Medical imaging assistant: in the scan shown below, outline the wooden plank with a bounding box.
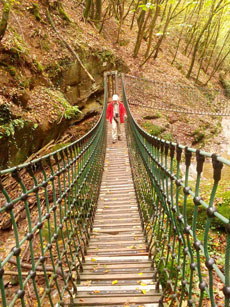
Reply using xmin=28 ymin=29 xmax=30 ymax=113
xmin=82 ymin=267 xmax=153 ymax=274
xmin=93 ymin=222 xmax=140 ymax=227
xmin=96 ymin=207 xmax=138 ymax=212
xmin=80 ymin=272 xmax=154 ymax=280
xmin=89 ymin=240 xmax=145 ymax=247
xmin=95 ymin=213 xmax=139 ymax=217
xmin=81 ymin=279 xmax=156 ymax=286
xmin=87 ymin=246 xmax=147 ymax=253
xmin=94 ymin=216 xmax=140 ymax=221
xmin=73 ymin=295 xmax=161 ymax=305
xmin=85 ymin=255 xmax=150 ymax=262
xmin=93 ymin=222 xmax=140 ymax=228
xmin=92 ymin=228 xmax=142 ymax=234
xmin=77 ymin=289 xmax=158 ymax=297
xmin=101 ymin=184 xmax=133 ymax=188
xmin=87 ymin=251 xmax=148 ymax=257
xmin=82 ymin=263 xmax=152 ymax=269
xmin=90 ymin=234 xmax=144 ymax=241
xmin=95 ymin=209 xmax=139 ymax=214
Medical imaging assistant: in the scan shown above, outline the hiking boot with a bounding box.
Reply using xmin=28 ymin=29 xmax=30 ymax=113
xmin=112 ymin=140 xmax=116 ymax=144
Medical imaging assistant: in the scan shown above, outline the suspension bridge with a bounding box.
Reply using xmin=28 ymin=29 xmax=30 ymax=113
xmin=0 ymin=72 xmax=230 ymax=306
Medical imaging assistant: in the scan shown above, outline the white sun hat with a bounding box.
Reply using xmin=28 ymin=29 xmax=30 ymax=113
xmin=112 ymin=94 xmax=119 ymax=101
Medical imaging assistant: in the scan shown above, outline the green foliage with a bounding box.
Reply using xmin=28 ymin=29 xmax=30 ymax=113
xmin=9 ymin=27 xmax=29 ymax=56
xmin=143 ymin=121 xmax=167 ymax=137
xmin=45 ymin=89 xmax=81 ymax=120
xmin=30 ymin=3 xmax=44 ymax=23
xmin=0 ymin=62 xmax=17 ymax=77
xmin=138 ymin=3 xmax=154 ymax=11
xmin=0 ymin=118 xmax=25 ymax=139
xmin=162 ymin=132 xmax=174 ymax=141
xmin=186 ymin=190 xmax=230 ymax=231
xmin=58 ymin=2 xmax=71 ymax=22
xmin=210 ymin=120 xmax=222 ymax=136
xmin=96 ymin=49 xmax=115 ymax=65
xmin=219 ymin=73 xmax=230 ymax=98
xmin=143 ymin=112 xmax=161 ymax=120
xmin=40 ymin=35 xmax=50 ymax=52
xmin=51 ymin=142 xmax=71 ymax=152
xmin=150 ymin=125 xmax=165 ymax=137
xmin=191 ymin=129 xmax=205 ymax=145
xmin=63 ymin=105 xmax=80 ymax=120
xmin=33 ymin=59 xmax=44 ymax=72
xmin=45 ymin=61 xmax=62 ymax=81
xmin=118 ymin=39 xmax=130 ymax=47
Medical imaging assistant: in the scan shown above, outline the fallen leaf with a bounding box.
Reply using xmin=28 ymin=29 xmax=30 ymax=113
xmin=81 ymin=281 xmax=91 ymax=286
xmin=93 ymin=290 xmax=100 ymax=294
xmin=140 ymin=282 xmax=147 ymax=286
xmin=91 ymin=258 xmax=97 ymax=262
xmin=141 ymin=289 xmax=146 ymax=295
xmin=72 ymin=272 xmax=76 ymax=279
xmin=112 ymin=280 xmax=118 ymax=285
xmin=138 ymin=272 xmax=143 ymax=276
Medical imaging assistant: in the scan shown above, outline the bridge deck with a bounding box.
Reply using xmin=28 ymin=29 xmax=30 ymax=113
xmin=74 ymin=123 xmax=161 ymax=306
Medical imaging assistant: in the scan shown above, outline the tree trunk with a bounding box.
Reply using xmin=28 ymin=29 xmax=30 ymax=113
xmin=186 ymin=0 xmax=221 ymax=79
xmin=171 ymin=3 xmax=190 ymax=64
xmin=204 ymin=19 xmax=221 ymax=73
xmin=0 ymin=0 xmax=11 ymax=41
xmin=90 ymin=0 xmax=95 ymax=20
xmin=195 ymin=24 xmax=212 ymax=83
xmin=145 ymin=2 xmax=160 ymax=58
xmin=84 ymin=0 xmax=92 ymax=19
xmin=133 ymin=9 xmax=147 ymax=57
xmin=205 ymin=49 xmax=230 ymax=85
xmin=130 ymin=0 xmax=141 ymax=30
xmin=184 ymin=1 xmax=202 ymax=55
xmin=95 ymin=0 xmax=102 ymax=24
xmin=153 ymin=4 xmax=172 ymax=59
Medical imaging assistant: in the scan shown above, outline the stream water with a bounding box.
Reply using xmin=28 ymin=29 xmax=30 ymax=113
xmin=181 ymin=116 xmax=230 ymax=182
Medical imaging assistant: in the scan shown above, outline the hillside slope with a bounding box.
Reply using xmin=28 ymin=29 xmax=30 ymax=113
xmin=0 ymin=0 xmax=127 ymax=169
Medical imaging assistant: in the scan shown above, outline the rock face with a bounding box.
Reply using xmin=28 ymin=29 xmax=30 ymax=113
xmin=0 ymin=47 xmax=127 ymax=170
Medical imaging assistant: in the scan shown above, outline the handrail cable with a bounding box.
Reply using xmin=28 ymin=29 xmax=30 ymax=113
xmin=125 ymin=73 xmax=230 ymax=117
xmin=122 ymin=73 xmax=230 ymax=307
xmin=0 ymin=73 xmax=108 ymax=306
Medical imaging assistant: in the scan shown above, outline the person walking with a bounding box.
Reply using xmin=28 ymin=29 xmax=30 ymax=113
xmin=106 ymin=94 xmax=127 ymax=144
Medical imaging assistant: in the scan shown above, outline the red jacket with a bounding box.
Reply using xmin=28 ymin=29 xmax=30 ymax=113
xmin=106 ymin=101 xmax=126 ymax=124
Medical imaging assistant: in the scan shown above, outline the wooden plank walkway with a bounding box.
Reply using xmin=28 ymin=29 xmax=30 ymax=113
xmin=73 ymin=123 xmax=161 ymax=306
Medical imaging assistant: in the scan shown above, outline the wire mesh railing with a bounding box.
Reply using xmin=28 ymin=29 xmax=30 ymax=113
xmin=0 ymin=75 xmax=108 ymax=307
xmin=122 ymin=74 xmax=230 ymax=307
xmin=125 ymin=74 xmax=230 ymax=117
